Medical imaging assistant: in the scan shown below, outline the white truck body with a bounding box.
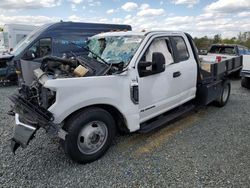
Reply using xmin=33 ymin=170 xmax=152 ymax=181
xmin=0 ymin=24 xmax=37 ymax=52
xmin=10 ymin=31 xmax=232 ymax=163
xmin=44 ymin=31 xmax=197 ymax=130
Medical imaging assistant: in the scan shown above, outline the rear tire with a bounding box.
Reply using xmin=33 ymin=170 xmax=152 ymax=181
xmin=62 ymin=107 xmax=116 ymax=164
xmin=241 ymin=77 xmax=250 ymax=89
xmin=214 ymin=81 xmax=231 ymax=107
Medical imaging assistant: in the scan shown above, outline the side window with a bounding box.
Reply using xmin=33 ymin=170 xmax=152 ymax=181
xmin=138 ymin=37 xmax=174 ymax=77
xmin=142 ymin=37 xmax=174 ymax=65
xmin=171 ymin=36 xmax=189 ymax=63
xmin=53 ymin=34 xmax=88 ymax=56
xmin=27 ymin=38 xmax=52 ymax=59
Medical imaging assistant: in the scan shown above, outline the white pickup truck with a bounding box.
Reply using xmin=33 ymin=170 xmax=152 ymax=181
xmin=10 ymin=31 xmax=233 ymax=164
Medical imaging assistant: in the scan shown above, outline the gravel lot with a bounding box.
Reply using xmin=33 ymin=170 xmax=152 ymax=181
xmin=0 ymin=80 xmax=250 ymax=187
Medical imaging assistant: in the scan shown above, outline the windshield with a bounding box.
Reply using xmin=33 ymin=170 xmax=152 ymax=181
xmin=12 ymin=24 xmax=52 ymax=56
xmin=87 ymin=35 xmax=144 ymax=66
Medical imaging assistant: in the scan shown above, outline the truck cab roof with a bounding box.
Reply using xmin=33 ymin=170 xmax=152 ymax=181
xmin=92 ymin=30 xmax=185 ymax=38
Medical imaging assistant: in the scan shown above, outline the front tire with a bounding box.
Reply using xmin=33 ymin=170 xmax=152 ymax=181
xmin=62 ymin=107 xmax=116 ymax=164
xmin=214 ymin=81 xmax=231 ymax=107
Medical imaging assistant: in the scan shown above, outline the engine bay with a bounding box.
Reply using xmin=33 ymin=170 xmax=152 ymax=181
xmin=35 ymin=55 xmax=122 ymax=83
xmin=12 ymin=54 xmax=125 ymax=114
xmin=19 ymin=53 xmax=126 ymax=86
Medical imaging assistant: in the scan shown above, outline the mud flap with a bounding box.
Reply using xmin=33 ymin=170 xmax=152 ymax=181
xmin=11 ymin=114 xmax=38 ymax=154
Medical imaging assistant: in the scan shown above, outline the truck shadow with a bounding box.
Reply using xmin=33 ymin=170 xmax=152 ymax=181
xmin=114 ymin=107 xmax=208 ymax=159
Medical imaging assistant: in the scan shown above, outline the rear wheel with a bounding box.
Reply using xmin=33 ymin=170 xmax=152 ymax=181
xmin=62 ymin=107 xmax=116 ymax=164
xmin=214 ymin=81 xmax=231 ymax=107
xmin=241 ymin=77 xmax=250 ymax=89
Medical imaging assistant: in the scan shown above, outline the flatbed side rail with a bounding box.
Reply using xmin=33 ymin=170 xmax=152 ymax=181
xmin=201 ymin=56 xmax=242 ymax=83
xmin=225 ymin=55 xmax=243 ymax=75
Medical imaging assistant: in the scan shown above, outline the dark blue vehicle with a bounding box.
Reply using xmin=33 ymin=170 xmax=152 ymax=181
xmin=0 ymin=22 xmax=132 ymax=83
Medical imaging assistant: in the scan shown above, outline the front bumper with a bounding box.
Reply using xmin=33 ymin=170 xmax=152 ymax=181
xmin=9 ymin=91 xmax=67 ymax=154
xmin=11 ymin=114 xmax=38 ymax=153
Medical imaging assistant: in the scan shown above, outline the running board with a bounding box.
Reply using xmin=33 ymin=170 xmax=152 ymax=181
xmin=139 ymin=104 xmax=195 ymax=133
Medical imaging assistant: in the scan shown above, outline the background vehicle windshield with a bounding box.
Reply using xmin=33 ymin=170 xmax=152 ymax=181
xmin=88 ymin=35 xmax=144 ymax=66
xmin=12 ymin=24 xmax=52 ymax=56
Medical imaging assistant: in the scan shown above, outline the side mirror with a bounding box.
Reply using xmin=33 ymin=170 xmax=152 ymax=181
xmin=23 ymin=50 xmax=36 ymax=60
xmin=138 ymin=61 xmax=152 ymax=77
xmin=152 ymin=52 xmax=165 ymax=74
xmin=138 ymin=52 xmax=166 ymax=77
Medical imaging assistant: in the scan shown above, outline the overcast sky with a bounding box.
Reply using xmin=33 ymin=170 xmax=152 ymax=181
xmin=0 ymin=0 xmax=249 ymax=38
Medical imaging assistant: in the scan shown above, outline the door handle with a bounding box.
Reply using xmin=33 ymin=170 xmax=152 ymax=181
xmin=173 ymin=71 xmax=181 ymax=78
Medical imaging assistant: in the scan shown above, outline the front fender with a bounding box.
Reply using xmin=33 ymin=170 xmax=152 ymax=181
xmin=44 ymin=75 xmax=139 ymax=132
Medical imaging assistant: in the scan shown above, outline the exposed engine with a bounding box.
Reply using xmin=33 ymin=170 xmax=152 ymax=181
xmin=37 ymin=55 xmax=110 ymax=81
xmin=15 ymin=55 xmax=124 ymax=112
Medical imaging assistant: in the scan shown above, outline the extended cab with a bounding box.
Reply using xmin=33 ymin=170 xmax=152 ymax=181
xmin=10 ymin=31 xmax=233 ymax=164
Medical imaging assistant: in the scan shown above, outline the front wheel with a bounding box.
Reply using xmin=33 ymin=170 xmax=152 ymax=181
xmin=214 ymin=81 xmax=231 ymax=107
xmin=62 ymin=107 xmax=116 ymax=164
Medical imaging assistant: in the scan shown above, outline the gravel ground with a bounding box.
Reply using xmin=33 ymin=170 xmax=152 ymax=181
xmin=0 ymin=80 xmax=250 ymax=187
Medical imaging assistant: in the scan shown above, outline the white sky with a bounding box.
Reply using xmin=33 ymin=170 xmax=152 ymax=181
xmin=0 ymin=0 xmax=250 ymax=38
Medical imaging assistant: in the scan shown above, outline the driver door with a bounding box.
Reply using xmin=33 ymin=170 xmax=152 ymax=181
xmin=137 ymin=36 xmax=195 ymax=123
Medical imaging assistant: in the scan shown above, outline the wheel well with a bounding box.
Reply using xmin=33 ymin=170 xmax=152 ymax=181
xmin=63 ymin=104 xmax=129 ymax=133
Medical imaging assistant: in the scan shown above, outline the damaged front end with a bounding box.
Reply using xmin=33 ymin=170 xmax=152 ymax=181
xmin=9 ymin=54 xmax=112 ymax=153
xmin=9 ymin=85 xmax=57 ymax=153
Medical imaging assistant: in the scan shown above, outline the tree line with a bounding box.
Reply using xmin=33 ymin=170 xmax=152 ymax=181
xmin=194 ymin=32 xmax=250 ymax=50
xmin=0 ymin=26 xmax=249 ymax=50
